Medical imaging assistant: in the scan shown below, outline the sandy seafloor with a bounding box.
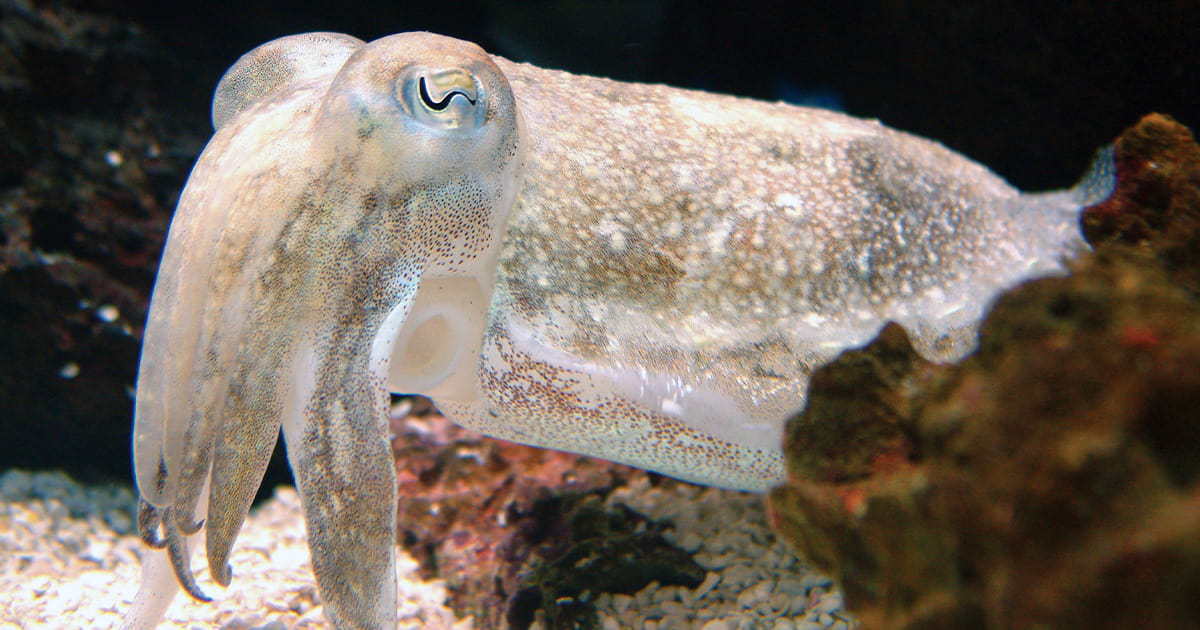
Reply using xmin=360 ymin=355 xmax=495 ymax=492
xmin=0 ymin=469 xmax=853 ymax=629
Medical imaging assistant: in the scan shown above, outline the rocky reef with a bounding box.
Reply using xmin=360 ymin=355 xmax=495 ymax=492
xmin=768 ymin=114 xmax=1200 ymax=629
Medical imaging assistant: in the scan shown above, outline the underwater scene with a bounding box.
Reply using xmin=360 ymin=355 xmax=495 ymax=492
xmin=1 ymin=1 xmax=1198 ymax=628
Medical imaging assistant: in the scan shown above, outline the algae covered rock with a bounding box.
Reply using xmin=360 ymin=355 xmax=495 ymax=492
xmin=767 ymin=114 xmax=1200 ymax=629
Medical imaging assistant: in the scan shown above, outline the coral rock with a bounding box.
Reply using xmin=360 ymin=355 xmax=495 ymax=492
xmin=768 ymin=114 xmax=1200 ymax=629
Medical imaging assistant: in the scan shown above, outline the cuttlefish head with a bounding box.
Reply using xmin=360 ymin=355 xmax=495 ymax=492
xmin=129 ymin=32 xmax=521 ymax=627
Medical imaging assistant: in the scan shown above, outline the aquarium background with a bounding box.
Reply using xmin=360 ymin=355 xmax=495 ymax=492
xmin=1 ymin=0 xmax=1196 ymax=494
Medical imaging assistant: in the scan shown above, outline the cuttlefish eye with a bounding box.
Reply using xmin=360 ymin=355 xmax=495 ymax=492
xmin=396 ymin=67 xmax=483 ymax=130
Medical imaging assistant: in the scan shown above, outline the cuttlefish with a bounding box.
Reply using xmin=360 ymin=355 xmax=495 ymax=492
xmin=123 ymin=31 xmax=1113 ymax=629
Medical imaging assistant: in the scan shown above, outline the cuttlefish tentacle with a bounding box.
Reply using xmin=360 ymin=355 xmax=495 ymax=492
xmin=164 ymin=514 xmax=211 ymax=602
xmin=129 ymin=33 xmax=367 ymax=610
xmin=131 ymin=32 xmax=368 ymax=512
xmin=132 ymin=32 xmax=365 ymax=520
xmin=136 ymin=499 xmax=165 ymax=548
xmin=280 ymin=277 xmax=419 ymax=628
xmin=125 ymin=31 xmax=522 ymax=629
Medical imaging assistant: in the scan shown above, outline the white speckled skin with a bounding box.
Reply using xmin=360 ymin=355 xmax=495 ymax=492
xmin=124 ymin=31 xmax=1113 ymax=629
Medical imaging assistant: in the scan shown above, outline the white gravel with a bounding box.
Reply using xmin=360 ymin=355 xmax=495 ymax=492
xmin=0 ymin=469 xmax=853 ymax=629
xmin=0 ymin=470 xmax=463 ymax=629
xmin=586 ymin=476 xmax=854 ymax=630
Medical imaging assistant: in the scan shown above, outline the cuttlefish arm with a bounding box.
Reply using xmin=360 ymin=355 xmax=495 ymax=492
xmin=126 ymin=32 xmax=521 ymax=629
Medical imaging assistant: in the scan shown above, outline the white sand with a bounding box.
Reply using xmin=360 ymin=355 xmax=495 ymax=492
xmin=0 ymin=469 xmax=852 ymax=629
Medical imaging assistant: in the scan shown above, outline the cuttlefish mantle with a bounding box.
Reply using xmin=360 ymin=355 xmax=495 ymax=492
xmin=123 ymin=31 xmax=1115 ymax=629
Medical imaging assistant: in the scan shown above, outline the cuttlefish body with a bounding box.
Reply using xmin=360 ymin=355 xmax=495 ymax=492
xmin=124 ymin=32 xmax=1113 ymax=629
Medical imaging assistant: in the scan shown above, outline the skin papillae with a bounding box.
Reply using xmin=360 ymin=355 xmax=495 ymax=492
xmin=122 ymin=31 xmax=1114 ymax=630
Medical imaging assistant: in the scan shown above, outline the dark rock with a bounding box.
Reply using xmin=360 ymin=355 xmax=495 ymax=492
xmin=1084 ymin=113 xmax=1200 ymax=294
xmin=508 ymin=499 xmax=704 ymax=629
xmin=767 ymin=114 xmax=1200 ymax=629
xmin=0 ymin=0 xmax=202 ymax=482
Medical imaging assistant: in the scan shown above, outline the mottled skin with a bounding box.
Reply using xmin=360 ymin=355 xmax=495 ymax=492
xmin=124 ymin=32 xmax=1112 ymax=629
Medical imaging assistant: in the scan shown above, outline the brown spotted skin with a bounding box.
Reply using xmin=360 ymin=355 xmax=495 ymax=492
xmin=445 ymin=59 xmax=1111 ymax=492
xmin=125 ymin=31 xmax=1112 ymax=630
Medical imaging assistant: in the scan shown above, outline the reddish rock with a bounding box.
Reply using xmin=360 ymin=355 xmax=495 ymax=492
xmin=1084 ymin=113 xmax=1200 ymax=292
xmin=767 ymin=114 xmax=1200 ymax=629
xmin=389 ymin=403 xmax=703 ymax=628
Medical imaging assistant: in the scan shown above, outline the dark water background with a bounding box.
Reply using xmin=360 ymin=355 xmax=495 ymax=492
xmin=97 ymin=0 xmax=1199 ymax=188
xmin=1 ymin=0 xmax=1196 ymax=494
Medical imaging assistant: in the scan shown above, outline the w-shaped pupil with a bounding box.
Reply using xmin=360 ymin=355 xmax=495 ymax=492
xmin=419 ymin=77 xmax=476 ymax=111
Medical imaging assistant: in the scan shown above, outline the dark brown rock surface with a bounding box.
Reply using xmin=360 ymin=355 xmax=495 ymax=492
xmin=768 ymin=114 xmax=1200 ymax=629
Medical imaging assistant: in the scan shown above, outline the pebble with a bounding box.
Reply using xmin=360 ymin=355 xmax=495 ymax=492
xmin=0 ymin=469 xmax=856 ymax=629
xmin=692 ymin=572 xmax=722 ymax=600
xmin=0 ymin=469 xmax=465 ymax=629
xmin=97 ymin=304 xmax=120 ymax=323
xmin=593 ymin=477 xmax=855 ymax=628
